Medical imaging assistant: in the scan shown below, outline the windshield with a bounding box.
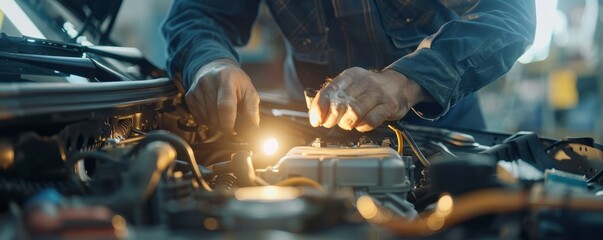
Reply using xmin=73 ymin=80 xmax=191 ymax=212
xmin=0 ymin=0 xmax=83 ymax=41
xmin=0 ymin=1 xmax=89 ymax=83
xmin=0 ymin=7 xmax=22 ymax=37
xmin=0 ymin=0 xmax=160 ymax=83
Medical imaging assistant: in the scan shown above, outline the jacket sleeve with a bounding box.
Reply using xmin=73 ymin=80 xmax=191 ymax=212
xmin=385 ymin=0 xmax=536 ymax=120
xmin=161 ymin=0 xmax=261 ymax=90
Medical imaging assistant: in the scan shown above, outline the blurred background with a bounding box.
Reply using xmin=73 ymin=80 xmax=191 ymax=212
xmin=111 ymin=0 xmax=602 ymax=142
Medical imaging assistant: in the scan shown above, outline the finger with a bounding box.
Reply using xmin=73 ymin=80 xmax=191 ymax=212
xmin=337 ymin=105 xmax=358 ymax=130
xmin=337 ymin=92 xmax=380 ymax=130
xmin=355 ymin=104 xmax=391 ymax=132
xmin=216 ymin=82 xmax=237 ymax=135
xmin=309 ymin=84 xmax=333 ymax=127
xmin=308 ymin=70 xmax=355 ymax=127
xmin=203 ymin=85 xmax=220 ymax=130
xmin=185 ymin=91 xmax=207 ymax=126
xmin=186 ymin=77 xmax=219 ymax=129
xmin=194 ymin=77 xmax=220 ymax=129
xmin=241 ymin=87 xmax=260 ymax=127
xmin=321 ymin=100 xmax=346 ymax=128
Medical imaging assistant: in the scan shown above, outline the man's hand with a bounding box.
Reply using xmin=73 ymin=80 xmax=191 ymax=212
xmin=308 ymin=67 xmax=433 ymax=132
xmin=185 ymin=59 xmax=260 ymax=135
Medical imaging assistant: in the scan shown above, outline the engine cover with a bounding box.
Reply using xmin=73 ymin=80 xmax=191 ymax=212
xmin=275 ymin=144 xmax=412 ymax=193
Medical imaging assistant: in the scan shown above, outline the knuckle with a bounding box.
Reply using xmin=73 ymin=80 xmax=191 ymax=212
xmin=339 ymin=115 xmax=357 ymax=130
xmin=217 ymin=98 xmax=236 ymax=108
xmin=326 ymin=83 xmax=339 ymax=92
xmin=341 ymin=67 xmax=361 ymax=77
xmin=202 ymin=68 xmax=223 ymax=81
xmin=340 ymin=68 xmax=352 ymax=75
xmin=345 ymin=82 xmax=361 ymax=92
xmin=217 ymin=71 xmax=232 ymax=82
xmin=364 ymin=114 xmax=382 ymax=127
xmin=218 ymin=68 xmax=243 ymax=82
xmin=347 ymin=104 xmax=362 ymax=117
xmin=321 ymin=84 xmax=338 ymax=97
xmin=349 ymin=67 xmax=363 ymax=73
xmin=216 ymin=70 xmax=230 ymax=82
xmin=345 ymin=110 xmax=359 ymax=123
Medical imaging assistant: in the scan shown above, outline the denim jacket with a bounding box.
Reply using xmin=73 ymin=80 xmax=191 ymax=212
xmin=162 ymin=0 xmax=535 ymax=123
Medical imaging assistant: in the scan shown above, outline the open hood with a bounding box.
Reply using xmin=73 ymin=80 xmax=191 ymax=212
xmin=56 ymin=0 xmax=123 ymax=44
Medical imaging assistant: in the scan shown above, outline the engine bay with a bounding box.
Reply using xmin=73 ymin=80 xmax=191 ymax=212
xmin=1 ymin=3 xmax=603 ymax=237
xmin=2 ymin=102 xmax=603 ymax=239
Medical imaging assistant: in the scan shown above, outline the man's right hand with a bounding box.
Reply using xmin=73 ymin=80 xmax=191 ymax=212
xmin=185 ymin=59 xmax=260 ymax=135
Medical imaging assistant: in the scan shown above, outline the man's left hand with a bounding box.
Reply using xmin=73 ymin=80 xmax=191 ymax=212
xmin=308 ymin=67 xmax=433 ymax=132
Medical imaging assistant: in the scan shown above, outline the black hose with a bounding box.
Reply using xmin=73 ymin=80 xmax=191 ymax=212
xmin=65 ymin=151 xmax=120 ymax=193
xmin=125 ymin=130 xmax=212 ymax=191
xmin=81 ymin=141 xmax=177 ymax=213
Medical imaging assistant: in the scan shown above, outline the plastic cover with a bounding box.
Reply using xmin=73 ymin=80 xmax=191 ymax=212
xmin=276 ymin=145 xmax=410 ymax=191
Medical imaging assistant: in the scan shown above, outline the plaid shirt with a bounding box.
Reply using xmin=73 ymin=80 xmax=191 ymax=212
xmin=162 ymin=0 xmax=535 ymax=125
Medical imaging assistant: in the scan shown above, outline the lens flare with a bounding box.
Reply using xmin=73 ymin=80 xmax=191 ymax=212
xmin=262 ymin=138 xmax=278 ymax=155
xmin=436 ymin=194 xmax=453 ymax=216
xmin=357 ymin=195 xmax=379 ymax=220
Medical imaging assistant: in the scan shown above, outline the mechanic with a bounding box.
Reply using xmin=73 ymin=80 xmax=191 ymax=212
xmin=162 ymin=0 xmax=535 ymax=135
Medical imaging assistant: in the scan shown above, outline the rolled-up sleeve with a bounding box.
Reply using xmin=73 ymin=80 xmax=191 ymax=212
xmin=386 ymin=0 xmax=536 ymax=120
xmin=161 ymin=0 xmax=261 ymax=90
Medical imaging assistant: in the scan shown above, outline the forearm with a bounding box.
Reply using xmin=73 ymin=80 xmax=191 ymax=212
xmin=161 ymin=0 xmax=260 ymax=90
xmin=386 ymin=0 xmax=536 ymax=120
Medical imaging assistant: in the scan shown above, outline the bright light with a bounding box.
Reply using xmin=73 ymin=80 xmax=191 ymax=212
xmin=234 ymin=186 xmax=300 ymax=201
xmin=262 ymin=138 xmax=279 ymax=155
xmin=518 ymin=0 xmax=558 ymax=63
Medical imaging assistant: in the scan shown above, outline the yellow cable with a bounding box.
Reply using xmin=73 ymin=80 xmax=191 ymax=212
xmin=388 ymin=125 xmax=403 ymax=155
xmin=275 ymin=177 xmax=325 ymax=192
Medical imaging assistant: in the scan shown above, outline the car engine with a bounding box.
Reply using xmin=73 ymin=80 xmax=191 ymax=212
xmin=2 ymin=99 xmax=603 ymax=239
xmin=2 ymin=1 xmax=603 ymax=238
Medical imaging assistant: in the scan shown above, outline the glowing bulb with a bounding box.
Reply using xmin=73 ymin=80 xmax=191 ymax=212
xmin=262 ymin=138 xmax=278 ymax=155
